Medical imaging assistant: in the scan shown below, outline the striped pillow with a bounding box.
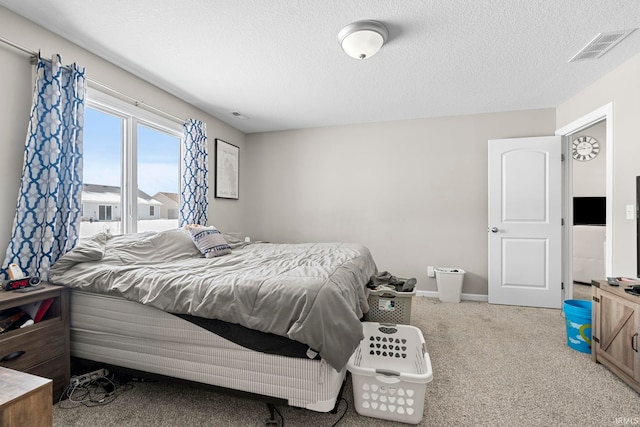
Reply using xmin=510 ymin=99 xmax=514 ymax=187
xmin=185 ymin=225 xmax=232 ymax=258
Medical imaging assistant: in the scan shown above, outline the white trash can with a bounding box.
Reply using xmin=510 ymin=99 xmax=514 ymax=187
xmin=435 ymin=268 xmax=465 ymax=303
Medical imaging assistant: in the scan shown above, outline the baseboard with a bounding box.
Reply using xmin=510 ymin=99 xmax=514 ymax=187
xmin=416 ymin=290 xmax=488 ymax=302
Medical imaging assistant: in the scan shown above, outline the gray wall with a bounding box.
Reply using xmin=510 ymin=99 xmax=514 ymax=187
xmin=245 ymin=110 xmax=556 ymax=295
xmin=557 ymin=52 xmax=640 ymax=277
xmin=0 ymin=7 xmax=246 ymax=257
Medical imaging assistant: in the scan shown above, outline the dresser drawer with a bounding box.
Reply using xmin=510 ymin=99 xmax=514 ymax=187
xmin=0 ymin=322 xmax=65 ymax=371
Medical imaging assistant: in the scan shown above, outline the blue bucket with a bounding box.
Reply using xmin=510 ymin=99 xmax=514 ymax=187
xmin=564 ymin=299 xmax=592 ymax=354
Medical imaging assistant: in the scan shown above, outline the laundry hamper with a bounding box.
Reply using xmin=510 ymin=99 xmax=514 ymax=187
xmin=347 ymin=322 xmax=433 ymax=424
xmin=367 ymin=288 xmax=416 ymax=324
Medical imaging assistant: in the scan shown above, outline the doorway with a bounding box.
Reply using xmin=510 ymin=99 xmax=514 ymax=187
xmin=570 ymin=121 xmax=607 ymax=288
xmin=556 ymin=103 xmax=614 ymax=301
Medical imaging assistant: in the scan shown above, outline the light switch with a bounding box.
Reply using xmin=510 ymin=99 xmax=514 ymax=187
xmin=626 ymin=204 xmax=635 ymax=220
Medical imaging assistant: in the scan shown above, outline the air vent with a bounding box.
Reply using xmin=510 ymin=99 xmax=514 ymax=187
xmin=231 ymin=111 xmax=248 ymax=120
xmin=569 ymin=29 xmax=637 ymax=62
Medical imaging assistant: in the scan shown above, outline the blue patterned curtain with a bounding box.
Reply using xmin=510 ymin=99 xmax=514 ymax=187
xmin=180 ymin=119 xmax=208 ymax=226
xmin=1 ymin=55 xmax=86 ymax=281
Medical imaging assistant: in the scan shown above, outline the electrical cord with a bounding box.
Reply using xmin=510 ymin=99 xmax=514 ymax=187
xmin=273 ymin=405 xmax=284 ymax=427
xmin=330 ymin=397 xmax=349 ymax=427
xmin=57 ymin=374 xmax=133 ymax=409
xmin=266 ymin=396 xmax=347 ymax=427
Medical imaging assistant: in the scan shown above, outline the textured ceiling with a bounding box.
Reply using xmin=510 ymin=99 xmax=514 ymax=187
xmin=1 ymin=1 xmax=639 ymax=133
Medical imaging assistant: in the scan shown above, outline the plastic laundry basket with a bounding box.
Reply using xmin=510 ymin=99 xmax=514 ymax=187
xmin=367 ymin=288 xmax=416 ymax=324
xmin=348 ymin=322 xmax=433 ymax=424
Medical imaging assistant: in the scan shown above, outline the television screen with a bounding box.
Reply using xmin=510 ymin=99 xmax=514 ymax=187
xmin=573 ymin=197 xmax=606 ymax=226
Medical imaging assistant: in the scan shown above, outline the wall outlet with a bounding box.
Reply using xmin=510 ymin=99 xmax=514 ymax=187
xmin=427 ymin=266 xmax=435 ymax=277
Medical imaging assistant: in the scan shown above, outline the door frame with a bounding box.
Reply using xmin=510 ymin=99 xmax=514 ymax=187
xmin=555 ymin=102 xmax=614 ymax=301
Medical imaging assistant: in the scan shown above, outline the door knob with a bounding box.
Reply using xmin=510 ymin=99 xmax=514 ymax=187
xmin=489 ymin=227 xmax=499 ymax=233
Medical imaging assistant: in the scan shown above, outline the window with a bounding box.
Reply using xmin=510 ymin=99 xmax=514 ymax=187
xmin=137 ymin=123 xmax=180 ymax=232
xmin=81 ymin=107 xmax=123 ymax=235
xmin=80 ymin=89 xmax=182 ymax=238
xmin=98 ymin=205 xmax=113 ymax=221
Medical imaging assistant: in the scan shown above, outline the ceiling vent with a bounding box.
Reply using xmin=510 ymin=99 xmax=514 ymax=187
xmin=231 ymin=111 xmax=248 ymax=120
xmin=569 ymin=29 xmax=637 ymax=62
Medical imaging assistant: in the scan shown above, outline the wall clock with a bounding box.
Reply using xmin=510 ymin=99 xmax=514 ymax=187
xmin=572 ymin=136 xmax=599 ymax=161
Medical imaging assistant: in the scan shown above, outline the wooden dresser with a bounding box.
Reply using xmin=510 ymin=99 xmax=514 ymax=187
xmin=0 ymin=366 xmax=52 ymax=427
xmin=591 ymin=279 xmax=640 ymax=393
xmin=0 ymin=283 xmax=70 ymax=402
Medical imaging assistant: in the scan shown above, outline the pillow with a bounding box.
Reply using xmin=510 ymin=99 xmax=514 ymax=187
xmin=185 ymin=224 xmax=232 ymax=258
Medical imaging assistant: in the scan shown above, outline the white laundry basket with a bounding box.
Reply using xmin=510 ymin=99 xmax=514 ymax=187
xmin=435 ymin=268 xmax=465 ymax=303
xmin=347 ymin=322 xmax=433 ymax=424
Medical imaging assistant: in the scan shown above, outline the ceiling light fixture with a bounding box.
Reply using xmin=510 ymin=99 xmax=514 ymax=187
xmin=338 ymin=20 xmax=388 ymax=60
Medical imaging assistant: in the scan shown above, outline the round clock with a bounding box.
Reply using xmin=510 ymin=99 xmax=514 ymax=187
xmin=572 ymin=136 xmax=600 ymax=161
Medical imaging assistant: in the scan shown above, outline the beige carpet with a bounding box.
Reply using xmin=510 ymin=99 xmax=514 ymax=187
xmin=53 ymin=284 xmax=638 ymax=426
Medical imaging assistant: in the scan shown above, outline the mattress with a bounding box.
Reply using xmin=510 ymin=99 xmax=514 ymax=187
xmin=69 ymin=290 xmax=346 ymax=412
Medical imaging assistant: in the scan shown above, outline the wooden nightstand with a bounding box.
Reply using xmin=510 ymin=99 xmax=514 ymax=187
xmin=0 ymin=366 xmax=52 ymax=427
xmin=0 ymin=283 xmax=70 ymax=402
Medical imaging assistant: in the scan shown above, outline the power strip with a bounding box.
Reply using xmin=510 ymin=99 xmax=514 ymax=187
xmin=70 ymin=368 xmax=109 ymax=387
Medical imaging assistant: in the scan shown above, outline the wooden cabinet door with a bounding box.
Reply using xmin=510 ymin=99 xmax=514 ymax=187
xmin=596 ymin=291 xmax=639 ymax=380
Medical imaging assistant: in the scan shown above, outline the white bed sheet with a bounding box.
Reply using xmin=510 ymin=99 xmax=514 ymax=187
xmin=69 ymin=290 xmax=345 ymax=412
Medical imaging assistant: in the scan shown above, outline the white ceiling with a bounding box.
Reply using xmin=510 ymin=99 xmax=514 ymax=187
xmin=2 ymin=1 xmax=640 ymax=134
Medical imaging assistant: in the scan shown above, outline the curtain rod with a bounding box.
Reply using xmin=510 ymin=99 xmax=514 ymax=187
xmin=0 ymin=34 xmax=186 ymax=125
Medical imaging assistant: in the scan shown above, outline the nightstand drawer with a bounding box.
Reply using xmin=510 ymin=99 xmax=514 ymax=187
xmin=0 ymin=322 xmax=65 ymax=371
xmin=27 ymin=354 xmax=69 ymax=402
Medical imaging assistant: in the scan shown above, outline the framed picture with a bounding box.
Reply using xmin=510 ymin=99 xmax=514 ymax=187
xmin=215 ymin=139 xmax=239 ymax=200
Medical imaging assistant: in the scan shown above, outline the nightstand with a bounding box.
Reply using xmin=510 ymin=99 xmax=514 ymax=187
xmin=0 ymin=283 xmax=70 ymax=402
xmin=0 ymin=366 xmax=52 ymax=427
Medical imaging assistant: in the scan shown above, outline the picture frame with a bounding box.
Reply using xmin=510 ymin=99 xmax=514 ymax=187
xmin=215 ymin=139 xmax=239 ymax=200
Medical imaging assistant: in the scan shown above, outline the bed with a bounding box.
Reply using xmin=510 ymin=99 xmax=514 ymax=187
xmin=49 ymin=227 xmax=377 ymax=412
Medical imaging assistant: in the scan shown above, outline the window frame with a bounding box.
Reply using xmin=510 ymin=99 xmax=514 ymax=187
xmin=86 ymin=88 xmax=184 ymax=234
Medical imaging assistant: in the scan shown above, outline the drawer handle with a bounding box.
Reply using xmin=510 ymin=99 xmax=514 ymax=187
xmin=633 ymin=333 xmax=639 ymax=353
xmin=0 ymin=350 xmax=25 ymax=362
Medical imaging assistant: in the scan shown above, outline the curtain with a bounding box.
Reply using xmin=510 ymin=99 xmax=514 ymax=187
xmin=180 ymin=119 xmax=208 ymax=226
xmin=1 ymin=55 xmax=86 ymax=281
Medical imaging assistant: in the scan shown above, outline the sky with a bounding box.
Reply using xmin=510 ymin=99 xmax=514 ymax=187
xmin=83 ymin=107 xmax=180 ymax=196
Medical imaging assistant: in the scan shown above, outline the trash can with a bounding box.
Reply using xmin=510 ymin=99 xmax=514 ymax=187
xmin=563 ymin=299 xmax=592 ymax=354
xmin=435 ymin=268 xmax=465 ymax=303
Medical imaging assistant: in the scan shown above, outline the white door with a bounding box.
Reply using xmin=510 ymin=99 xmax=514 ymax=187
xmin=488 ymin=136 xmax=562 ymax=308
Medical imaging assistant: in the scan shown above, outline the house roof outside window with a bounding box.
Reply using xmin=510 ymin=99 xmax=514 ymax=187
xmin=82 ymin=184 xmax=163 ymax=206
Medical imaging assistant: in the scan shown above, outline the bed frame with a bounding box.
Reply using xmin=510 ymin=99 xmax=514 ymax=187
xmin=68 ymin=290 xmax=347 ymax=416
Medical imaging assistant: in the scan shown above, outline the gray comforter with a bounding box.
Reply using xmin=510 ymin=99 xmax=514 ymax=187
xmin=49 ymin=228 xmax=377 ymax=371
